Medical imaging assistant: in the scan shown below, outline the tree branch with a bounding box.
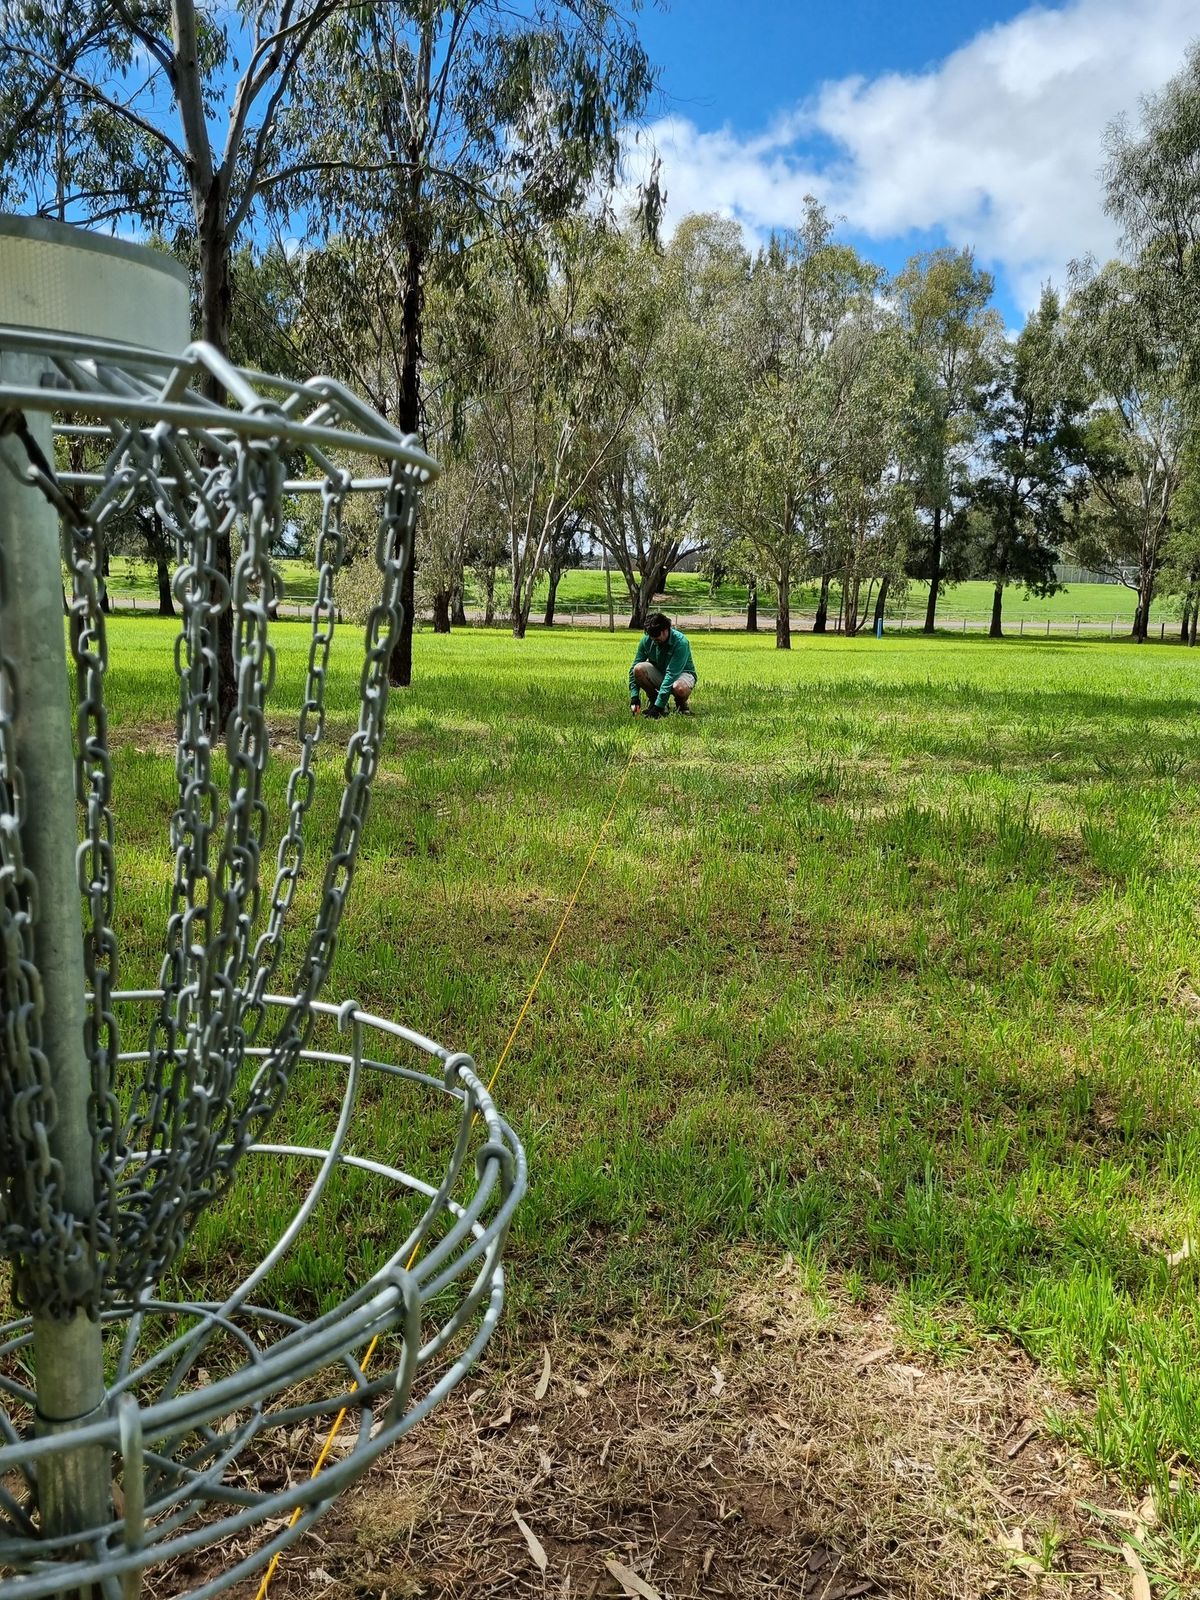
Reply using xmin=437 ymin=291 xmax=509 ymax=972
xmin=3 ymin=44 xmax=188 ymax=168
xmin=109 ymin=0 xmax=176 ymax=79
xmin=170 ymin=0 xmax=213 ymax=193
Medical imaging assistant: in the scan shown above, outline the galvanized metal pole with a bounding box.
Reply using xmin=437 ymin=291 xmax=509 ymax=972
xmin=0 ymin=347 xmax=109 ymax=1570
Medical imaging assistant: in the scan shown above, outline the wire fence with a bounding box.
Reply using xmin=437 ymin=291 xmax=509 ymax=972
xmin=503 ymin=608 xmax=1171 ymax=640
xmin=101 ymin=592 xmax=1189 ymax=641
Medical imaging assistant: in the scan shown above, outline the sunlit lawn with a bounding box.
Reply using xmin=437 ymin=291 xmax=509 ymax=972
xmin=104 ymin=619 xmax=1200 ymax=1571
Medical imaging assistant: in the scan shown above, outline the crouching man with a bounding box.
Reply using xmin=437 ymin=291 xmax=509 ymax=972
xmin=629 ymin=611 xmax=697 ymax=719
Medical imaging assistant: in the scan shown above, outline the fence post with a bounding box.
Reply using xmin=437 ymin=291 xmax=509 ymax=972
xmin=1019 ymin=618 xmax=1024 ymax=636
xmin=1110 ymin=617 xmax=1115 ymax=638
xmin=1161 ymin=621 xmax=1165 ymax=641
xmin=1076 ymin=616 xmax=1080 ymax=636
xmin=962 ymin=615 xmax=966 ymax=632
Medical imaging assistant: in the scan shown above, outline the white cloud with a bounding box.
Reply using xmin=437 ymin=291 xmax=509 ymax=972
xmin=637 ymin=0 xmax=1199 ymax=311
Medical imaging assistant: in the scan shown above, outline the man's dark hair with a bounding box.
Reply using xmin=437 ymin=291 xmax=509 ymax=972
xmin=646 ymin=611 xmax=671 ymax=634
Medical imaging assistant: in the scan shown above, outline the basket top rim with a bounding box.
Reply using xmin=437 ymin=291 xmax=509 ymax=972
xmin=0 ymin=215 xmax=191 ymax=287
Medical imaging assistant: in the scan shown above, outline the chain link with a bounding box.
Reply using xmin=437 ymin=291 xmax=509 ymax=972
xmin=0 ymin=346 xmax=426 ymax=1314
xmin=65 ymin=435 xmax=122 ymax=1301
xmin=245 ymin=478 xmax=347 ymax=1027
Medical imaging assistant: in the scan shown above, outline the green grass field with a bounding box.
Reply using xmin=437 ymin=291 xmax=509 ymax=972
xmin=101 ymin=621 xmax=1200 ymax=1586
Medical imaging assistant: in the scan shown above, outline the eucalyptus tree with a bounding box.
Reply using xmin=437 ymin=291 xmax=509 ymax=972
xmin=1 ymin=0 xmax=384 ymax=724
xmin=1159 ymin=434 xmax=1200 ymax=644
xmin=413 ymin=452 xmax=496 ymax=632
xmin=584 ymin=213 xmax=749 ymax=627
xmin=541 ymin=520 xmax=588 ymax=627
xmin=1105 ymin=43 xmax=1200 ymax=406
xmin=1064 ymin=260 xmax=1186 ymax=642
xmin=822 ymin=310 xmax=916 ymax=635
xmin=725 ymin=201 xmax=880 ymax=648
xmin=0 ymin=1 xmax=154 ymax=219
xmin=1 ymin=0 xmax=655 ymax=685
xmin=894 ymin=249 xmax=1000 ymax=631
xmin=968 ymin=288 xmax=1087 ymax=637
xmin=282 ymin=0 xmax=655 ymax=679
xmin=0 ymin=1 xmax=371 ymax=362
xmin=454 ymin=218 xmax=637 ymax=638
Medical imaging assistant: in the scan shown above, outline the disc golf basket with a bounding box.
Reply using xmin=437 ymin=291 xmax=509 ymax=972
xmin=0 ymin=217 xmax=525 ymax=1598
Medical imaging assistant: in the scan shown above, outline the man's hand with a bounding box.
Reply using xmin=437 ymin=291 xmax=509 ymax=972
xmin=644 ymin=703 xmax=667 ymax=720
xmin=630 ymin=699 xmax=641 ymax=715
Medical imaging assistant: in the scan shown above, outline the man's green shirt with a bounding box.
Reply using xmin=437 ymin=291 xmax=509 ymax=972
xmin=629 ymin=627 xmax=697 ymax=708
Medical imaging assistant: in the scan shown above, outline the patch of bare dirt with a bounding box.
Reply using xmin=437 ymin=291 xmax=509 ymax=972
xmin=222 ymin=1256 xmax=1143 ymax=1600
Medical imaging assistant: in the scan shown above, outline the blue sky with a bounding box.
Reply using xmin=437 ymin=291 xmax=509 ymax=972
xmin=637 ymin=1 xmax=1033 ymax=124
xmin=626 ymin=0 xmax=1200 ymax=325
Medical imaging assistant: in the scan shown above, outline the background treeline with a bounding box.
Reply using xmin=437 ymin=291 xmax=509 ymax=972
xmin=4 ymin=7 xmax=1200 ymax=652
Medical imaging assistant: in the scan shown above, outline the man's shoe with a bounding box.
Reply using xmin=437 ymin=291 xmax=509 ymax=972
xmin=674 ymin=701 xmax=694 ymax=716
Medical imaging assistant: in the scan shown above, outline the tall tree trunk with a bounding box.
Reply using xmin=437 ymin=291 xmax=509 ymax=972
xmin=99 ymin=540 xmax=111 ymax=614
xmin=198 ymin=195 xmax=237 ymax=729
xmin=844 ymin=571 xmax=861 ymax=637
xmin=860 ymin=577 xmax=876 ymax=634
xmin=543 ymin=565 xmax=561 ymax=627
xmin=431 ymin=590 xmax=451 ymax=633
xmin=1180 ymin=599 xmax=1191 ymax=643
xmin=775 ymin=570 xmax=791 ymax=650
xmin=484 ymin=563 xmax=496 ymax=627
xmin=923 ymin=505 xmax=943 ymax=634
xmin=1191 ymin=594 xmax=1198 ymax=646
xmin=386 ymin=8 xmax=432 ymax=687
xmin=746 ymin=577 xmax=758 ymax=633
xmin=1131 ymin=598 xmax=1145 ymax=642
xmin=512 ymin=565 xmax=532 ymax=639
xmin=813 ymin=569 xmax=830 ymax=634
xmin=989 ymin=579 xmax=1004 ymax=639
xmin=629 ymin=576 xmax=650 ymax=630
xmin=873 ymin=575 xmax=890 ymax=632
xmin=155 ymin=552 xmax=174 ymax=617
xmin=390 ymin=200 xmax=425 ymax=685
xmin=1134 ymin=579 xmax=1151 ymax=643
xmin=451 ymin=584 xmax=467 ymax=627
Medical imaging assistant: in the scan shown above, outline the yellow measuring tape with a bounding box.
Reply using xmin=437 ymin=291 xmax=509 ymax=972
xmin=254 ymin=732 xmax=640 ymax=1599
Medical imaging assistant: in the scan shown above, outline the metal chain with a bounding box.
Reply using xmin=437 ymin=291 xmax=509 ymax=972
xmin=102 ymin=434 xmax=270 ymax=1290
xmin=225 ymin=467 xmax=417 ymax=1154
xmin=65 ymin=440 xmax=122 ymax=1294
xmin=244 ymin=478 xmax=348 ymax=1028
xmin=150 ymin=464 xmax=419 ymax=1281
xmin=1 ymin=342 xmax=427 ymax=1313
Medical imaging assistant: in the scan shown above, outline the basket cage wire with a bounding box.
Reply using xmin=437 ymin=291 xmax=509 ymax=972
xmin=0 ymin=322 xmax=526 ymax=1599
